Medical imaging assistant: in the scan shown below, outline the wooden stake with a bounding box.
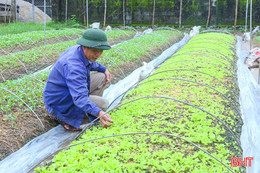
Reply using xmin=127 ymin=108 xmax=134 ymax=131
xmin=104 ymin=0 xmax=107 ymax=27
xmin=206 ymin=0 xmax=211 ymax=27
xmin=234 ymin=0 xmax=238 ymax=28
xmin=152 ymin=0 xmax=156 ymax=28
xmin=179 ymin=0 xmax=182 ymax=28
xmin=83 ymin=0 xmax=86 ymax=25
xmin=11 ymin=0 xmax=16 ymax=22
xmin=123 ymin=0 xmax=125 ymax=28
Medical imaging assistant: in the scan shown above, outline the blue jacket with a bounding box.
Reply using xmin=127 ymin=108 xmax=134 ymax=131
xmin=43 ymin=45 xmax=106 ymax=128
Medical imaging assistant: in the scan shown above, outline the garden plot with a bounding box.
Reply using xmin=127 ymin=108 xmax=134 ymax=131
xmin=0 ymin=22 xmax=74 ymax=35
xmin=99 ymin=29 xmax=182 ymax=82
xmin=0 ymin=29 xmax=182 ymax=161
xmin=0 ymin=29 xmax=136 ymax=82
xmin=0 ymin=29 xmax=136 ymax=54
xmin=35 ymin=32 xmax=243 ymax=173
xmin=0 ymin=28 xmax=85 ymax=55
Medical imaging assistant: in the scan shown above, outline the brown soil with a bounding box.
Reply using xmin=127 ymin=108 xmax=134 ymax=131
xmin=0 ymin=107 xmax=57 ymax=161
xmin=0 ymin=34 xmax=182 ymax=161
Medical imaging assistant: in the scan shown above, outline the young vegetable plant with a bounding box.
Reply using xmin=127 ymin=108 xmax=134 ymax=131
xmin=1 ymin=30 xmax=183 ymax=161
xmin=0 ymin=29 xmax=137 ymax=81
xmin=35 ymin=32 xmax=243 ymax=172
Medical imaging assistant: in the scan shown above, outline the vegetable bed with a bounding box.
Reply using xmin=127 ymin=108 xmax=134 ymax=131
xmin=0 ymin=29 xmax=136 ymax=82
xmin=0 ymin=29 xmax=182 ymax=121
xmin=0 ymin=28 xmax=84 ymax=49
xmin=35 ymin=32 xmax=243 ymax=172
xmin=0 ymin=29 xmax=182 ymax=161
xmin=0 ymin=22 xmax=74 ymax=35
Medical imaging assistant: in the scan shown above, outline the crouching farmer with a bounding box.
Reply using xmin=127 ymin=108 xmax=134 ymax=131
xmin=43 ymin=28 xmax=113 ymax=131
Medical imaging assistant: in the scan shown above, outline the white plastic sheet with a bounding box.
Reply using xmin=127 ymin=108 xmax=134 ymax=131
xmin=105 ymin=25 xmax=112 ymax=31
xmin=90 ymin=22 xmax=100 ymax=29
xmin=143 ymin=28 xmax=153 ymax=35
xmin=236 ymin=36 xmax=260 ymax=173
xmin=189 ymin=26 xmax=201 ymax=37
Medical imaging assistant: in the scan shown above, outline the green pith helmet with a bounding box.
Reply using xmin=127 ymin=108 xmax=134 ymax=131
xmin=76 ymin=28 xmax=111 ymax=50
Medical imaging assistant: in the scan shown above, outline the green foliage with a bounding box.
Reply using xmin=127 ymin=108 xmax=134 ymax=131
xmin=0 ymin=71 xmax=49 ymax=116
xmin=35 ymin=32 xmax=242 ymax=172
xmin=0 ymin=29 xmax=137 ymax=117
xmin=0 ymin=21 xmax=82 ymax=35
xmin=67 ymin=15 xmax=78 ymax=26
xmin=98 ymin=30 xmax=181 ymax=69
xmin=0 ymin=29 xmax=137 ymax=76
xmin=0 ymin=28 xmax=85 ymax=49
xmin=0 ymin=29 xmax=181 ymax=126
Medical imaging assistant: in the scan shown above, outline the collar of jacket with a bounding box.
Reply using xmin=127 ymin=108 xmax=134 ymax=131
xmin=79 ymin=45 xmax=91 ymax=67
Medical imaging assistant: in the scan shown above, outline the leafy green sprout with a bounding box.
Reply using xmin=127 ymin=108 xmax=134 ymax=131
xmin=35 ymin=32 xmax=242 ymax=172
xmin=0 ymin=30 xmax=182 ymax=134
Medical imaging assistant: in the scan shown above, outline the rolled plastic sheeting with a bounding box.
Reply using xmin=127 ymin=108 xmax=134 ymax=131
xmin=0 ymin=32 xmax=190 ymax=173
xmin=236 ymin=36 xmax=260 ymax=173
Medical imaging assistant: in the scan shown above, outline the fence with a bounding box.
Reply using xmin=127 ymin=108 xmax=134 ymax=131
xmin=1 ymin=0 xmax=260 ymax=27
xmin=52 ymin=0 xmax=260 ymax=27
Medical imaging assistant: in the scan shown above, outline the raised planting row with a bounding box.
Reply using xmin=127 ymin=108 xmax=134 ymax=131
xmin=0 ymin=29 xmax=183 ymax=161
xmin=0 ymin=28 xmax=84 ymax=49
xmin=0 ymin=29 xmax=136 ymax=56
xmin=0 ymin=21 xmax=75 ymax=35
xmin=98 ymin=29 xmax=182 ymax=81
xmin=35 ymin=32 xmax=243 ymax=173
xmin=0 ymin=29 xmax=137 ymax=82
xmin=0 ymin=29 xmax=180 ymax=82
xmin=0 ymin=29 xmax=182 ymax=118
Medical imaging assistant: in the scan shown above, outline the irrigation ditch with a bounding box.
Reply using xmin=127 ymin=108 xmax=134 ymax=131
xmin=0 ymin=28 xmax=183 ymax=172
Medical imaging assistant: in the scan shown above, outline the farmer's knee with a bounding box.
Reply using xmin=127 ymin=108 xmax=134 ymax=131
xmin=100 ymin=98 xmax=109 ymax=110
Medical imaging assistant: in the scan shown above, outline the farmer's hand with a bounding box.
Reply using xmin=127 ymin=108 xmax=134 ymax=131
xmin=104 ymin=69 xmax=111 ymax=85
xmin=98 ymin=110 xmax=113 ymax=128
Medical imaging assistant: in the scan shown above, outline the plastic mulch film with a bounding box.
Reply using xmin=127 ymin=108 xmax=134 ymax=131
xmin=236 ymin=36 xmax=260 ymax=173
xmin=0 ymin=32 xmax=191 ymax=173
